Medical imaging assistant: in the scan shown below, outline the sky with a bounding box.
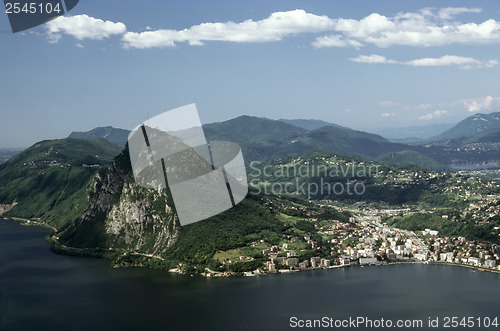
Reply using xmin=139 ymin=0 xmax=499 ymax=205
xmin=1 ymin=0 xmax=500 ymax=148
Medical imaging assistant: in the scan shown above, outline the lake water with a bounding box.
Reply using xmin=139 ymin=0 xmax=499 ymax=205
xmin=2 ymin=219 xmax=500 ymax=331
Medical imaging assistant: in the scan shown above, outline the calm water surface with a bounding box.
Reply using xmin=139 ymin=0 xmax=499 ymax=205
xmin=2 ymin=220 xmax=500 ymax=331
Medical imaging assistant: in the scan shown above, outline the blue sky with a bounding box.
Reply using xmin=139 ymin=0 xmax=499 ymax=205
xmin=1 ymin=0 xmax=500 ymax=148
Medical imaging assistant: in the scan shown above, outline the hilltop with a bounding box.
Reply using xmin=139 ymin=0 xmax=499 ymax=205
xmin=69 ymin=126 xmax=130 ymax=147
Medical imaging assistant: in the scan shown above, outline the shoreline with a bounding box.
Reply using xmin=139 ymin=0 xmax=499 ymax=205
xmin=1 ymin=216 xmax=57 ymax=233
xmin=429 ymin=261 xmax=500 ymax=274
xmin=3 ymin=218 xmax=500 ymax=278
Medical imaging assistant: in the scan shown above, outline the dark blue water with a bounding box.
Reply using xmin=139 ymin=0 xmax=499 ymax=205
xmin=2 ymin=220 xmax=500 ymax=331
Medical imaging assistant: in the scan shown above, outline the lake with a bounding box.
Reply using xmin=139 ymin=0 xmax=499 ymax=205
xmin=2 ymin=219 xmax=500 ymax=331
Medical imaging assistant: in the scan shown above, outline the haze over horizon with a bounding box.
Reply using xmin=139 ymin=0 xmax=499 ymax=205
xmin=2 ymin=0 xmax=500 ymax=148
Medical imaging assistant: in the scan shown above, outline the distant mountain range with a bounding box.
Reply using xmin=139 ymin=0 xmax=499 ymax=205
xmin=370 ymin=123 xmax=456 ymax=142
xmin=433 ymin=112 xmax=500 ymax=141
xmin=204 ymin=116 xmax=415 ymax=161
xmin=69 ymin=126 xmax=129 ymax=147
xmin=63 ymin=111 xmax=500 ymax=171
xmin=279 ymin=119 xmax=456 ymax=141
xmin=66 ymin=112 xmax=500 ymax=156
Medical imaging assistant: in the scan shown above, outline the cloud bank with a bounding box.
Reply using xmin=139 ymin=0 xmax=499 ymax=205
xmin=41 ymin=7 xmax=500 ymax=72
xmin=349 ymin=54 xmax=497 ymax=69
xmin=43 ymin=7 xmax=500 ymax=51
xmin=122 ymin=7 xmax=500 ymax=49
xmin=121 ymin=10 xmax=335 ymax=49
xmin=312 ymin=8 xmax=500 ymax=49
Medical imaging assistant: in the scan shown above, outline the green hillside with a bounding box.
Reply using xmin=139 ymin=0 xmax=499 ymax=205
xmin=462 ymin=127 xmax=500 ymax=144
xmin=0 ymin=138 xmax=120 ymax=228
xmin=376 ymin=150 xmax=451 ymax=172
xmin=249 ymin=149 xmax=469 ymax=208
xmin=204 ymin=115 xmax=308 ymax=161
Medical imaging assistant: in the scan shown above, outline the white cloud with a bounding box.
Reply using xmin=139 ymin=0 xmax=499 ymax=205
xmin=314 ymin=7 xmax=500 ymax=49
xmin=349 ymin=54 xmax=397 ymax=64
xmin=42 ymin=8 xmax=500 ymax=53
xmin=406 ymin=55 xmax=498 ymax=69
xmin=381 ymin=112 xmax=395 ymax=117
xmin=349 ymin=54 xmax=497 ymax=69
xmin=419 ymin=110 xmax=448 ymax=120
xmin=122 ymin=7 xmax=500 ymax=49
xmin=460 ymin=95 xmax=500 ymax=112
xmin=122 ymin=9 xmax=336 ymax=49
xmin=45 ymin=14 xmax=126 ymax=43
xmin=75 ymin=43 xmax=84 ymax=48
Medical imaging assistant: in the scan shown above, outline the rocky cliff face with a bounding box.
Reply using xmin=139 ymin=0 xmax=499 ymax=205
xmin=58 ymin=146 xmax=179 ymax=255
xmin=106 ymin=180 xmax=178 ymax=255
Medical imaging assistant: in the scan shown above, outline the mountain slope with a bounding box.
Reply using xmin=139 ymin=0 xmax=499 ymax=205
xmin=205 ymin=116 xmax=411 ymax=161
xmin=53 ymin=145 xmax=293 ymax=271
xmin=0 ymin=138 xmax=121 ymax=228
xmin=55 ymin=146 xmax=180 ymax=254
xmin=278 ymin=119 xmax=343 ymax=130
xmin=434 ymin=112 xmax=500 ymax=140
xmin=69 ymin=126 xmax=130 ymax=147
xmin=376 ymin=150 xmax=451 ymax=172
xmin=204 ymin=116 xmax=308 ymax=161
xmin=461 ymin=127 xmax=500 ymax=144
xmin=288 ymin=125 xmax=409 ymax=159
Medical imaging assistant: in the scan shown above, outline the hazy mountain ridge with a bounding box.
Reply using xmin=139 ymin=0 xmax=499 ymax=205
xmin=69 ymin=126 xmax=130 ymax=147
xmin=434 ymin=112 xmax=500 ymax=140
xmin=278 ymin=118 xmax=344 ymax=130
xmin=204 ymin=115 xmax=309 ymax=162
xmin=370 ymin=123 xmax=455 ymax=142
xmin=205 ymin=115 xmax=412 ymax=162
xmin=411 ymin=113 xmax=500 ymax=169
xmin=63 ymin=112 xmax=500 ymax=170
xmin=292 ymin=125 xmax=408 ymax=159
